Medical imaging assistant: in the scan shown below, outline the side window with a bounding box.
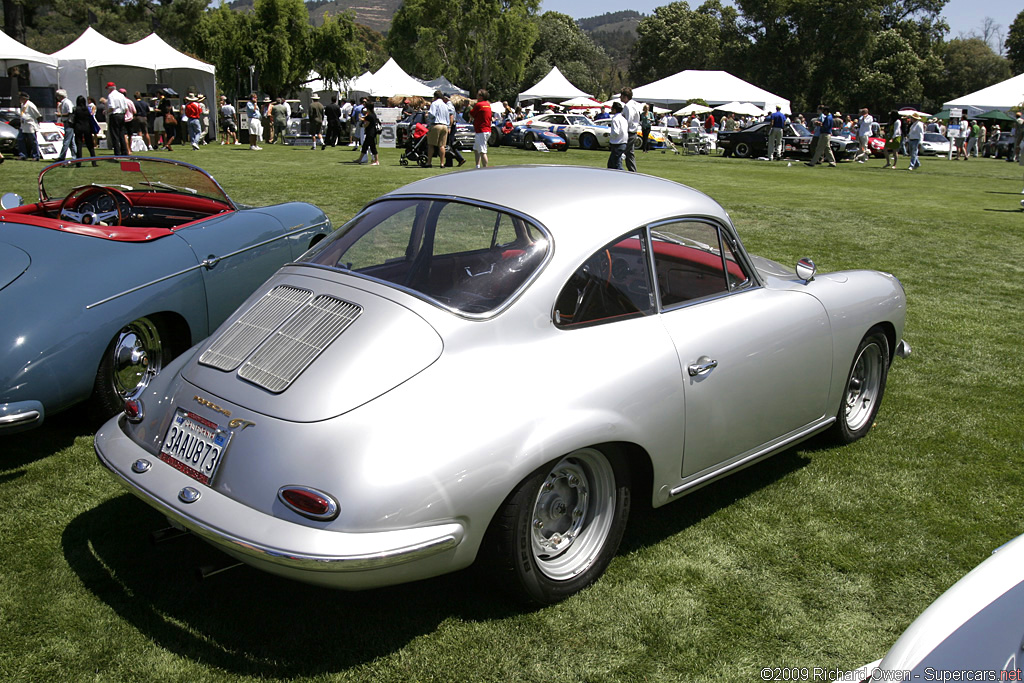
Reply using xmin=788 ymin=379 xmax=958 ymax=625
xmin=554 ymin=230 xmax=654 ymax=328
xmin=433 ymin=202 xmax=503 ymax=255
xmin=651 ymin=221 xmax=750 ymax=308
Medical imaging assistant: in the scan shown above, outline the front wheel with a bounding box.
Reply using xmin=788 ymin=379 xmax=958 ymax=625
xmin=830 ymin=328 xmax=889 ymax=444
xmin=490 ymin=448 xmax=630 ymax=604
xmin=579 ymin=133 xmax=598 ymax=150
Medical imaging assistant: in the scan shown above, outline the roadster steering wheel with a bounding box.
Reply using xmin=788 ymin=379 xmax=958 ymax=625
xmin=59 ymin=185 xmax=132 ymax=227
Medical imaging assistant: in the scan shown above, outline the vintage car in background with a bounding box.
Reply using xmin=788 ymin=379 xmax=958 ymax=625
xmin=515 ymin=113 xmax=612 ymax=150
xmin=718 ymin=121 xmax=859 ymax=160
xmin=0 ymin=120 xmax=17 ymax=155
xmin=494 ymin=123 xmax=567 ymax=151
xmin=919 ymin=132 xmax=952 ymax=156
xmin=982 ymin=131 xmax=1015 ymax=158
xmin=0 ymin=157 xmax=332 ymax=432
xmin=834 ymin=130 xmax=886 ymax=157
xmin=852 ymin=533 xmax=1024 ymax=682
xmin=96 ymin=165 xmax=910 ymax=605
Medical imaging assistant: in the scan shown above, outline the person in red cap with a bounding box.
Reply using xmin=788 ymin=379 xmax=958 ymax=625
xmin=105 ymin=81 xmax=130 ymax=155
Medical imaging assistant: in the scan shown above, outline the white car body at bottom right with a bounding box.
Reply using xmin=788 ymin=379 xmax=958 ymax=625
xmin=855 ymin=533 xmax=1024 ymax=681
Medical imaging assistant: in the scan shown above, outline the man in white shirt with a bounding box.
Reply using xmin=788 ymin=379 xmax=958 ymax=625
xmin=620 ymin=87 xmax=642 ymax=172
xmin=855 ymin=108 xmax=873 ymax=162
xmin=56 ymin=89 xmax=76 ymax=161
xmin=606 ymin=101 xmax=628 ymax=170
xmin=105 ymin=82 xmax=129 ymax=155
xmin=16 ymin=91 xmax=42 ymax=161
xmin=340 ymin=99 xmax=353 ymax=145
xmin=426 ymin=91 xmax=449 ymax=168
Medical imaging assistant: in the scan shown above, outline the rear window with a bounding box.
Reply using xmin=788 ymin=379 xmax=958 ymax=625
xmin=300 ymin=199 xmax=549 ymax=316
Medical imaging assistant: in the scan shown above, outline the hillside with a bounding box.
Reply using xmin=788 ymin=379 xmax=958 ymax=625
xmin=226 ymin=0 xmax=402 ymax=33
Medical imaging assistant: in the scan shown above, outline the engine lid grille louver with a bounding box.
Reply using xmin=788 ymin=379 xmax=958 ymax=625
xmin=199 ymin=285 xmax=362 ymax=393
xmin=200 ymin=285 xmax=314 ymax=371
xmin=237 ymin=295 xmax=362 ymax=393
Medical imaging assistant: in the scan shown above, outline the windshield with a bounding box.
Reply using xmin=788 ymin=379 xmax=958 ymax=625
xmin=568 ymin=115 xmax=601 ymax=126
xmin=790 ymin=122 xmax=812 ymax=136
xmin=300 ymin=198 xmax=550 ymax=317
xmin=39 ymin=157 xmax=233 ymax=206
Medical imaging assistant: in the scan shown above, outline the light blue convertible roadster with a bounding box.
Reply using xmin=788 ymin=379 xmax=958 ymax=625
xmin=0 ymin=157 xmax=332 ymax=432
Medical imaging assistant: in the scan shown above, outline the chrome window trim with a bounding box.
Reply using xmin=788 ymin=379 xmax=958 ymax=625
xmin=645 ymin=216 xmax=760 ymax=314
xmin=296 ymin=195 xmax=554 ymax=321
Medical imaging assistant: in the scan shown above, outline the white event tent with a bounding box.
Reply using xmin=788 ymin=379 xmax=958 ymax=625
xmin=632 ymin=70 xmax=790 ymax=115
xmin=944 ymin=73 xmax=1024 ymax=113
xmin=347 ymin=58 xmax=433 ymax=98
xmin=1 ymin=30 xmax=58 ymax=72
xmin=50 ymin=27 xmax=216 ymax=112
xmin=518 ymin=67 xmax=592 ymax=104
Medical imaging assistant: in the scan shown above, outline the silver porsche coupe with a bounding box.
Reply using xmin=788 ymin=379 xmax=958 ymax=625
xmin=95 ymin=166 xmax=910 ymax=604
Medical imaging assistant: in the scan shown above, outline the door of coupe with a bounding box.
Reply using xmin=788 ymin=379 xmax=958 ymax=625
xmin=649 ymin=221 xmax=833 ymax=478
xmin=174 ymin=210 xmax=291 ymax=332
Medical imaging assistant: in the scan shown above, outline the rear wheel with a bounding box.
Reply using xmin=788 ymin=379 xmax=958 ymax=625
xmin=93 ymin=317 xmax=165 ymax=417
xmin=734 ymin=141 xmax=752 ymax=158
xmin=580 ymin=133 xmax=598 ymax=150
xmin=490 ymin=447 xmax=630 ymax=604
xmin=830 ymin=328 xmax=889 ymax=444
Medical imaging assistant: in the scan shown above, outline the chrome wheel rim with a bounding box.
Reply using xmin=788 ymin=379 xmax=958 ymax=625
xmin=845 ymin=341 xmax=882 ymax=432
xmin=530 ymin=449 xmax=616 ymax=581
xmin=110 ymin=318 xmax=163 ymax=401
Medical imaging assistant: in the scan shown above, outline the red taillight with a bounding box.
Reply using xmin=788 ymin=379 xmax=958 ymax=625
xmin=124 ymin=399 xmax=144 ymax=423
xmin=278 ymin=486 xmax=339 ymax=521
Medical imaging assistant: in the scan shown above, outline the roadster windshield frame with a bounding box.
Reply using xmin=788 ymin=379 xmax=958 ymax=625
xmin=38 ymin=157 xmax=235 ymax=208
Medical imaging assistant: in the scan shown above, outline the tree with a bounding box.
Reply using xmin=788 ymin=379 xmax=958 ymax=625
xmin=387 ymin=0 xmax=540 ymax=100
xmin=1007 ymin=10 xmax=1024 ymax=74
xmin=522 ymin=12 xmax=611 ymax=97
xmin=630 ymin=0 xmax=746 ymax=85
xmin=252 ymin=0 xmax=311 ymax=97
xmin=309 ymin=12 xmax=365 ymax=89
xmin=931 ymin=38 xmax=1012 ymax=107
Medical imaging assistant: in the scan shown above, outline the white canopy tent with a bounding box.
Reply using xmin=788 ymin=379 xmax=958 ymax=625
xmin=716 ymin=101 xmax=765 ymax=117
xmin=632 ymin=70 xmax=790 ymax=115
xmin=518 ymin=67 xmax=592 ymax=104
xmin=560 ymin=96 xmax=603 ymax=108
xmin=944 ymin=73 xmax=1024 ymax=113
xmin=348 ymin=58 xmax=433 ymax=98
xmin=50 ymin=28 xmax=216 ymax=113
xmin=675 ymin=103 xmax=712 ymax=116
xmin=1 ymin=31 xmax=58 ymax=71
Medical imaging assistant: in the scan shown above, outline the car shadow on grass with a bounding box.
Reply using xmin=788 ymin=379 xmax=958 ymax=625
xmin=61 ymin=442 xmax=818 ymax=676
xmin=61 ymin=494 xmax=523 ymax=677
xmin=619 ymin=445 xmax=813 ymax=556
xmin=1 ymin=406 xmax=101 ymax=471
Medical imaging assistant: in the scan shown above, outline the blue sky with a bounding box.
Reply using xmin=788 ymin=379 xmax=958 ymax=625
xmin=541 ymin=0 xmax=1020 ymax=46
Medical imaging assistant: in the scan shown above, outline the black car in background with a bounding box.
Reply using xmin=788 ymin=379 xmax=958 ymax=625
xmin=982 ymin=132 xmax=1015 ymax=158
xmin=717 ymin=121 xmax=859 ymax=160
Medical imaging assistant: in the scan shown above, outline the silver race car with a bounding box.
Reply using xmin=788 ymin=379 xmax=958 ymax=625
xmin=96 ymin=166 xmax=910 ymax=605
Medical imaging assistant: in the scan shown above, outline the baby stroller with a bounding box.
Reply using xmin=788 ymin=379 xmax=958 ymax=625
xmin=400 ymin=122 xmax=431 ymax=167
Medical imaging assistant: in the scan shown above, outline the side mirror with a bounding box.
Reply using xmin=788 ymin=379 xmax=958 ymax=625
xmin=0 ymin=192 xmax=23 ymax=210
xmin=796 ymin=257 xmax=816 ymax=283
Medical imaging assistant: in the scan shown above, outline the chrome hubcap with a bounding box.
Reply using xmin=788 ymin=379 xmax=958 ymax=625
xmin=111 ymin=318 xmax=163 ymax=401
xmin=845 ymin=342 xmax=882 ymax=432
xmin=530 ymin=450 xmax=616 ymax=581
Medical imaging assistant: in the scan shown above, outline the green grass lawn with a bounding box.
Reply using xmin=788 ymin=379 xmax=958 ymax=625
xmin=2 ymin=144 xmax=1023 ymax=682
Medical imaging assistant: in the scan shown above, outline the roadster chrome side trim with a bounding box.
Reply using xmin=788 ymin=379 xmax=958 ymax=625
xmin=85 ymin=225 xmax=327 ymax=310
xmin=669 ymin=417 xmax=835 ymax=498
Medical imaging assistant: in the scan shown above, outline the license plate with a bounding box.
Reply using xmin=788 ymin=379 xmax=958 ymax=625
xmin=159 ymin=409 xmax=232 ymax=485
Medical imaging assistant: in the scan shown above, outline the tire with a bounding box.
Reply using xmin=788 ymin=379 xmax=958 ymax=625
xmin=830 ymin=328 xmax=889 ymax=444
xmin=524 ymin=133 xmax=534 ymax=147
xmin=490 ymin=447 xmax=630 ymax=605
xmin=93 ymin=316 xmax=165 ymax=418
xmin=734 ymin=141 xmax=752 ymax=158
xmin=399 ymin=157 xmax=409 ymax=166
xmin=580 ymin=133 xmax=598 ymax=151
xmin=983 ymin=148 xmax=990 ymax=158
xmin=417 ymin=153 xmax=430 ymax=168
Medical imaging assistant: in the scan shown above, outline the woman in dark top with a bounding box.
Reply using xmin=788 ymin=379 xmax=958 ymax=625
xmin=360 ymin=101 xmax=379 ymax=165
xmin=159 ymin=97 xmax=176 ymax=151
xmin=71 ymin=95 xmax=96 ymax=160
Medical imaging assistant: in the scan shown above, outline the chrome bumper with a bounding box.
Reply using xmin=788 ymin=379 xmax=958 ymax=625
xmin=0 ymin=400 xmax=44 ymax=432
xmin=94 ymin=417 xmax=464 ymax=576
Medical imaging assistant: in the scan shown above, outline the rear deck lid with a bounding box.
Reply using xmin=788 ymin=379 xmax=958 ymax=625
xmin=181 ymin=270 xmax=443 ymax=422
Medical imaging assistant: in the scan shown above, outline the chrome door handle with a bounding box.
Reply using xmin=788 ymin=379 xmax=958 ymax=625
xmin=687 ymin=358 xmax=718 ymax=376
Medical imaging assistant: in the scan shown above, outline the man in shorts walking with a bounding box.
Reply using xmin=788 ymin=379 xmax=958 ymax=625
xmin=426 ymin=91 xmax=449 ymax=168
